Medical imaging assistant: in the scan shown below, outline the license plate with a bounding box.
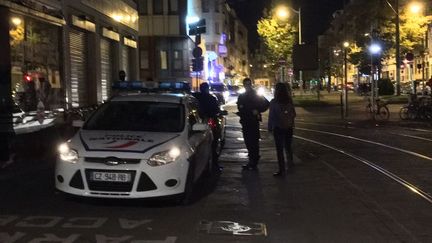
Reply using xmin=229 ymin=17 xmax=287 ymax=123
xmin=90 ymin=172 xmax=131 ymax=182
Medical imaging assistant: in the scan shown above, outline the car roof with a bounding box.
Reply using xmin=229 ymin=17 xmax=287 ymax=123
xmin=110 ymin=92 xmax=187 ymax=104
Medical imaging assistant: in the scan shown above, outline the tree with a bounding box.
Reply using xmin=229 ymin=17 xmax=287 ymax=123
xmin=322 ymin=0 xmax=431 ymax=77
xmin=257 ymin=8 xmax=296 ymax=72
xmin=399 ymin=9 xmax=432 ymax=53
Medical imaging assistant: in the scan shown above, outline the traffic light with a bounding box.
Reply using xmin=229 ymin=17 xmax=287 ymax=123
xmin=192 ymin=57 xmax=203 ymax=72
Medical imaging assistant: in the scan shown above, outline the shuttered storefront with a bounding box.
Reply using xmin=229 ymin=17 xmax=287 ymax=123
xmin=100 ymin=39 xmax=112 ymax=101
xmin=69 ymin=29 xmax=87 ymax=106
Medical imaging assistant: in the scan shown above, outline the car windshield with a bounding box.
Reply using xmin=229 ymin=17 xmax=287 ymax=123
xmin=83 ymin=101 xmax=184 ymax=132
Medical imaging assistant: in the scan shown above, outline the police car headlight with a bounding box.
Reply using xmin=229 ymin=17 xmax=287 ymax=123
xmin=58 ymin=143 xmax=78 ymax=163
xmin=148 ymin=147 xmax=181 ymax=166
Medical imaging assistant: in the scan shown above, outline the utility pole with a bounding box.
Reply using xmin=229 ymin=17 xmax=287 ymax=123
xmin=344 ymin=46 xmax=348 ymax=117
xmin=298 ymin=7 xmax=303 ymax=94
xmin=395 ymin=0 xmax=401 ymax=96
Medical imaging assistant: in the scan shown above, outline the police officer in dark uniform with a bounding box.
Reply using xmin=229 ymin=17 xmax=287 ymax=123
xmin=237 ymin=78 xmax=269 ymax=170
xmin=195 ymin=82 xmax=223 ymax=170
xmin=195 ymin=82 xmax=220 ymax=118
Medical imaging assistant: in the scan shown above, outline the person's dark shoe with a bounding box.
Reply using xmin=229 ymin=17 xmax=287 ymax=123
xmin=273 ymin=171 xmax=285 ymax=177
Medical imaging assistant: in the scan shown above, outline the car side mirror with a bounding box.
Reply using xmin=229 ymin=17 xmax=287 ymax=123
xmin=72 ymin=120 xmax=84 ymax=128
xmin=192 ymin=123 xmax=208 ymax=132
xmin=220 ymin=110 xmax=228 ymax=116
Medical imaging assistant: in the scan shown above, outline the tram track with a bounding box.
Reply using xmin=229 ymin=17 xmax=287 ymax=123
xmin=294 ymin=134 xmax=432 ymax=205
xmin=295 ymin=127 xmax=432 ymax=162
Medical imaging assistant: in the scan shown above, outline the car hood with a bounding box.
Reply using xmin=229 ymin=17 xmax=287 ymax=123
xmin=78 ymin=130 xmax=180 ymax=153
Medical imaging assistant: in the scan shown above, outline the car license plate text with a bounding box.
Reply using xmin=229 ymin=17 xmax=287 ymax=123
xmin=91 ymin=172 xmax=131 ymax=182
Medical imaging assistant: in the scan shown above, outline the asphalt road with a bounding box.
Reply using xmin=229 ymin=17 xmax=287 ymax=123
xmin=1 ymin=95 xmax=432 ymax=242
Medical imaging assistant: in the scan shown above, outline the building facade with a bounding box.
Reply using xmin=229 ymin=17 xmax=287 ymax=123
xmin=3 ymin=0 xmax=139 ymax=111
xmin=200 ymin=0 xmax=249 ymax=85
xmin=136 ymin=0 xmax=195 ymax=85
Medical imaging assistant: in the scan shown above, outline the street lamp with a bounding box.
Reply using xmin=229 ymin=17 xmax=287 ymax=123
xmin=343 ymin=41 xmax=350 ymax=118
xmin=276 ymin=6 xmax=289 ymax=20
xmin=275 ymin=5 xmax=302 ymax=91
xmin=369 ymin=43 xmax=382 ymax=113
xmin=408 ymin=2 xmax=423 ymax=14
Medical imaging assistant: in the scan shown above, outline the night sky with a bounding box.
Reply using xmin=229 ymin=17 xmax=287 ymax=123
xmin=230 ymin=0 xmax=345 ymax=51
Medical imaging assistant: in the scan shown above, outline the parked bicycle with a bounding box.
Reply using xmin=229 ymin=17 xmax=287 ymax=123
xmin=365 ymin=97 xmax=390 ymax=121
xmin=399 ymin=95 xmax=432 ymax=121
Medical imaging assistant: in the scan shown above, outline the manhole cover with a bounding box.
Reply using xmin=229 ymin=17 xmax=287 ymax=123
xmin=198 ymin=220 xmax=267 ymax=236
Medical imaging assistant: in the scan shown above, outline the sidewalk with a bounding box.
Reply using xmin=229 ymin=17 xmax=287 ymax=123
xmin=293 ymin=93 xmax=432 ymax=129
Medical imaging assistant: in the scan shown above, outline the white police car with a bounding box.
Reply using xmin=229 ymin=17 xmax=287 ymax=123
xmin=55 ymin=82 xmax=214 ymax=203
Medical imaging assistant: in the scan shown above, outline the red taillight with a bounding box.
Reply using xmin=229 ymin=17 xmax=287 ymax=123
xmin=24 ymin=75 xmax=31 ymax=82
xmin=208 ymin=118 xmax=217 ymax=129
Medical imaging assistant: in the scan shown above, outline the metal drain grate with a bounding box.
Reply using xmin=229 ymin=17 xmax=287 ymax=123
xmin=198 ymin=220 xmax=267 ymax=236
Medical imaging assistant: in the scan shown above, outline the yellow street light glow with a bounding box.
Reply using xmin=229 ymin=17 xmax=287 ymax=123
xmin=11 ymin=17 xmax=22 ymax=26
xmin=276 ymin=6 xmax=289 ymax=20
xmin=408 ymin=2 xmax=423 ymax=14
xmin=343 ymin=41 xmax=350 ymax=48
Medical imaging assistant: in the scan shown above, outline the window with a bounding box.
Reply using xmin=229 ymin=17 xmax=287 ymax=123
xmin=215 ymin=1 xmax=220 ymax=12
xmin=153 ymin=0 xmax=163 ymax=14
xmin=160 ymin=50 xmax=168 ymax=70
xmin=215 ymin=22 xmax=220 ymax=34
xmin=168 ymin=0 xmax=178 ymax=14
xmin=84 ymin=101 xmax=185 ymax=132
xmin=140 ymin=50 xmax=149 ymax=69
xmin=202 ymin=0 xmax=209 ymax=12
xmin=138 ymin=0 xmax=148 ymax=15
xmin=174 ymin=50 xmax=183 ymax=70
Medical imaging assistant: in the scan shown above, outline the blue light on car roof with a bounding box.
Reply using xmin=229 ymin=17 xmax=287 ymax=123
xmin=112 ymin=81 xmax=191 ymax=93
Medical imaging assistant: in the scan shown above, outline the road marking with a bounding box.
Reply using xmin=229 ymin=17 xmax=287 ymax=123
xmin=296 ymin=121 xmax=355 ymax=129
xmin=393 ymin=133 xmax=432 ymax=142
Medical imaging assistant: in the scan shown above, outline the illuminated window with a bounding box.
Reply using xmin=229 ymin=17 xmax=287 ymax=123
xmin=160 ymin=51 xmax=168 ymax=70
xmin=174 ymin=50 xmax=182 ymax=70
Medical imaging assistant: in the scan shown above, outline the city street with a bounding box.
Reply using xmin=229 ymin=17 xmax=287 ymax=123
xmin=1 ymin=0 xmax=432 ymax=242
xmin=2 ymin=95 xmax=432 ymax=243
